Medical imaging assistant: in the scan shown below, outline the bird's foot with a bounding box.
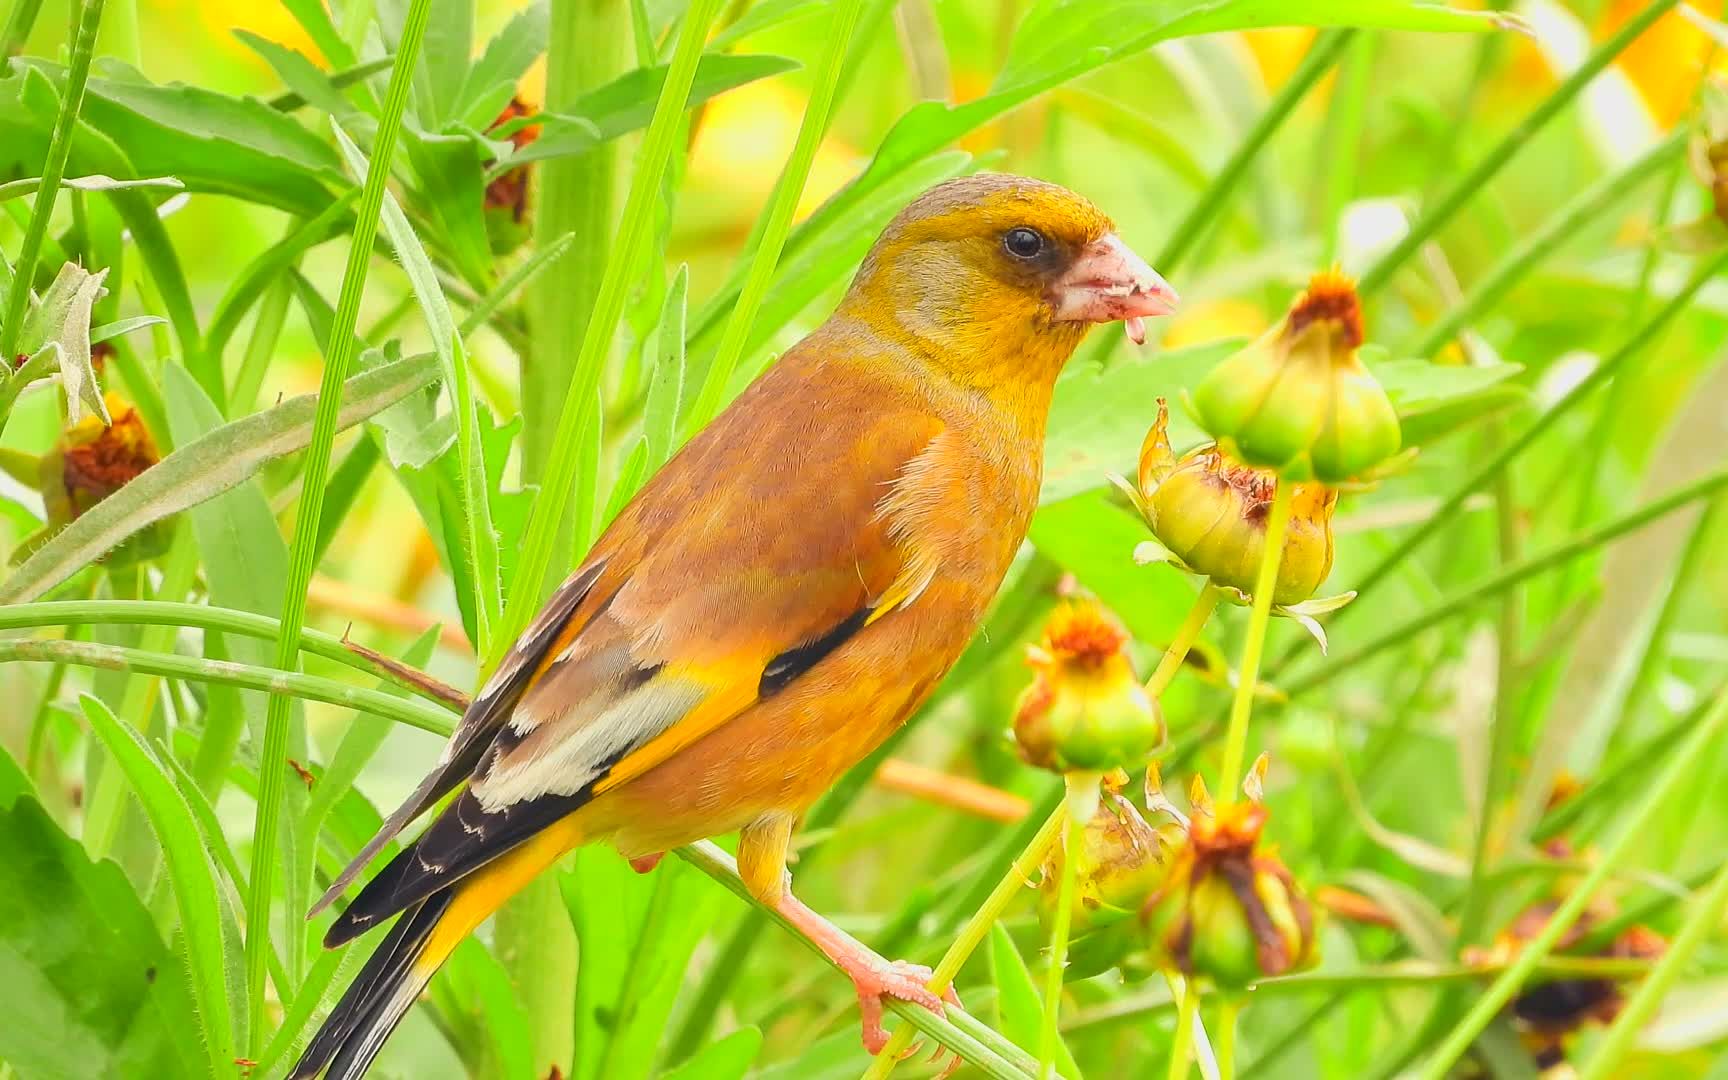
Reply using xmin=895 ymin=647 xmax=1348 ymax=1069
xmin=835 ymin=955 xmax=958 ymax=1056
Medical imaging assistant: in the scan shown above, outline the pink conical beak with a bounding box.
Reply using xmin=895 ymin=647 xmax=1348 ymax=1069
xmin=1050 ymin=233 xmax=1178 ymax=345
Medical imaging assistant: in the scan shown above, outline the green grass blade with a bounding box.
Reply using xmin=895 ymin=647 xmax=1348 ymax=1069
xmin=496 ymin=0 xmax=726 ymax=664
xmin=0 ymin=599 xmax=465 ymax=708
xmin=1408 ymin=129 xmax=1686 ymax=359
xmin=1417 ymin=688 xmax=1728 ymax=1078
xmin=1358 ymin=0 xmax=1680 ymax=296
xmin=1342 ymin=245 xmax=1728 ymax=610
xmin=78 ymin=694 xmax=235 ymax=1078
xmin=0 ymin=351 xmax=438 ymax=606
xmin=332 ymin=122 xmax=502 ymax=658
xmin=1156 ymin=29 xmax=1353 ymax=272
xmin=0 ymin=638 xmax=456 ymax=734
xmin=0 ymin=0 xmax=105 ymax=361
xmin=1288 ymin=463 xmax=1728 ymax=696
xmin=684 ymin=0 xmax=866 ymax=431
xmin=245 ymin=0 xmax=433 ymax=1019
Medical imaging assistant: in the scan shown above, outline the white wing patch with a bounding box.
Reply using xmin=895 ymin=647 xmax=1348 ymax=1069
xmin=472 ymin=676 xmax=709 ymax=812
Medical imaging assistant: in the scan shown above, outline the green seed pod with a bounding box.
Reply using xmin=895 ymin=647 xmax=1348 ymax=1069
xmin=1190 ymin=270 xmax=1400 ymax=482
xmin=1014 ymin=603 xmax=1167 ymax=773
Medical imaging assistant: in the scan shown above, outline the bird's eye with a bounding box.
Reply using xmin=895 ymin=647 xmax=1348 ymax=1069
xmin=1003 ymin=227 xmax=1045 ymax=259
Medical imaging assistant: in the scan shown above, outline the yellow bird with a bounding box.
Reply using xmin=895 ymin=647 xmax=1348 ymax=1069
xmin=291 ymin=174 xmax=1175 ymax=1079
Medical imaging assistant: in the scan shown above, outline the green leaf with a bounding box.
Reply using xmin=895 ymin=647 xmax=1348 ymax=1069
xmin=508 ymin=54 xmax=800 ymax=167
xmin=279 ymin=0 xmax=357 ymax=69
xmin=1043 ymin=339 xmax=1236 ymax=504
xmin=660 ymin=1027 xmax=763 ymax=1080
xmin=4 ymin=59 xmax=346 ymax=216
xmin=457 ymin=0 xmax=549 ymax=127
xmin=711 ymin=0 xmax=830 ymax=46
xmin=0 ymin=794 xmax=203 ymax=1079
xmin=0 ymin=350 xmax=440 ymax=605
xmin=643 ymin=263 xmax=688 ymax=467
xmin=989 ymin=922 xmax=1082 ymax=1079
xmin=402 ymin=126 xmax=495 ymax=289
xmin=432 ymin=936 xmax=536 ymax=1080
xmin=18 ymin=262 xmax=110 ymax=425
xmin=77 ymin=695 xmax=235 ymax=1076
xmin=232 ymin=30 xmax=362 ymax=122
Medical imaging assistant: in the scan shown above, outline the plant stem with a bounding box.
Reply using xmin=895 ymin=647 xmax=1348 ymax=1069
xmin=1457 ymin=422 xmax=1523 ymax=948
xmin=862 ymin=803 xmax=1067 ymax=1079
xmin=1220 ymin=481 xmax=1291 ymax=796
xmin=685 ymin=0 xmax=867 ymax=430
xmin=523 ymin=0 xmax=627 ymax=543
xmin=1147 ymin=584 xmax=1221 ymax=697
xmin=1038 ymin=779 xmax=1091 ymax=1079
xmin=675 ymin=842 xmax=1032 ymax=1080
xmin=0 ymin=0 xmax=104 ymax=362
xmin=1407 ymin=130 xmax=1685 ymax=359
xmin=1167 ymin=975 xmax=1198 ymax=1080
xmin=1578 ymin=854 xmax=1728 ymax=1079
xmin=1287 ymin=463 xmax=1728 ymax=696
xmin=1357 ymin=0 xmax=1680 ymax=296
xmin=1156 ymin=30 xmax=1353 ymax=273
xmin=0 ymin=638 xmax=455 ymax=734
xmin=1416 ymin=687 xmax=1728 ymax=1079
xmin=0 ymin=0 xmax=45 ymax=57
xmin=497 ymin=0 xmax=725 ymax=662
xmin=1215 ymin=998 xmax=1239 ymax=1080
xmin=1317 ymin=31 xmax=1374 ymax=264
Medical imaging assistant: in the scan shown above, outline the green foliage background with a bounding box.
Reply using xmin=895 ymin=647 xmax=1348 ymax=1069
xmin=1 ymin=0 xmax=1726 ymax=1078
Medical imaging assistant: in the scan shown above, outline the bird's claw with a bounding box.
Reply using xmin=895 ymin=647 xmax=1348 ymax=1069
xmin=847 ymin=959 xmax=959 ymax=1056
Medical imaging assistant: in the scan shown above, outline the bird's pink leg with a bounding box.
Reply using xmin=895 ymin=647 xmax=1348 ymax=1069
xmin=773 ymin=890 xmax=957 ymax=1055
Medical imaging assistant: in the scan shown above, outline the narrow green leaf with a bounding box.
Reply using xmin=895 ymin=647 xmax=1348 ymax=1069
xmin=77 ymin=694 xmax=234 ymax=1077
xmin=0 ymin=350 xmax=438 ymax=605
xmin=456 ymin=0 xmax=548 ymax=126
xmin=643 ymin=263 xmax=687 ymax=467
xmin=333 ymin=121 xmax=502 ymax=658
xmin=505 ymin=53 xmax=800 ymax=168
xmin=990 ymin=922 xmax=1082 ymax=1079
xmin=660 ymin=1027 xmax=763 ymax=1080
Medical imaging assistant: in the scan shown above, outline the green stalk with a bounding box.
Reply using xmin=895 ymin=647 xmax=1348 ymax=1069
xmin=522 ymin=0 xmax=628 ymax=533
xmin=0 ymin=599 xmax=466 ymax=708
xmin=0 ymin=638 xmax=455 ymax=734
xmin=1342 ymin=245 xmax=1728 ymax=610
xmin=863 ymin=806 xmax=1066 ymax=1078
xmin=1166 ymin=976 xmax=1198 ymax=1080
xmin=496 ymin=0 xmax=726 ymax=662
xmin=0 ymin=0 xmax=45 ymax=57
xmin=1408 ymin=130 xmax=1685 ymax=359
xmin=1038 ymin=783 xmax=1089 ymax=1080
xmin=1605 ymin=493 xmax=1724 ymax=756
xmin=1156 ymin=30 xmax=1353 ymax=273
xmin=244 ymin=0 xmax=433 ymax=1051
xmin=1215 ymin=999 xmax=1239 ymax=1080
xmin=1418 ymin=688 xmax=1728 ymax=1078
xmin=685 ymin=0 xmax=867 ymax=431
xmin=1317 ymin=32 xmax=1374 ymax=265
xmin=1457 ymin=424 xmax=1523 ymax=949
xmin=868 ymin=582 xmax=1223 ymax=1075
xmin=0 ymin=0 xmax=104 ymax=361
xmin=1357 ymin=0 xmax=1679 ymax=296
xmin=675 ymin=842 xmax=1032 ymax=1080
xmin=1219 ymin=481 xmax=1291 ymax=794
xmin=1288 ymin=463 xmax=1728 ymax=696
xmin=1578 ymin=855 xmax=1728 ymax=1079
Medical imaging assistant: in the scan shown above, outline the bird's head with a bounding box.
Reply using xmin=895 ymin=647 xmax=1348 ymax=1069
xmin=842 ymin=174 xmax=1177 ymax=391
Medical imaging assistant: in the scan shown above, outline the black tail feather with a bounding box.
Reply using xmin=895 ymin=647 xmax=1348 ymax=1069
xmin=290 ymin=890 xmax=453 ymax=1080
